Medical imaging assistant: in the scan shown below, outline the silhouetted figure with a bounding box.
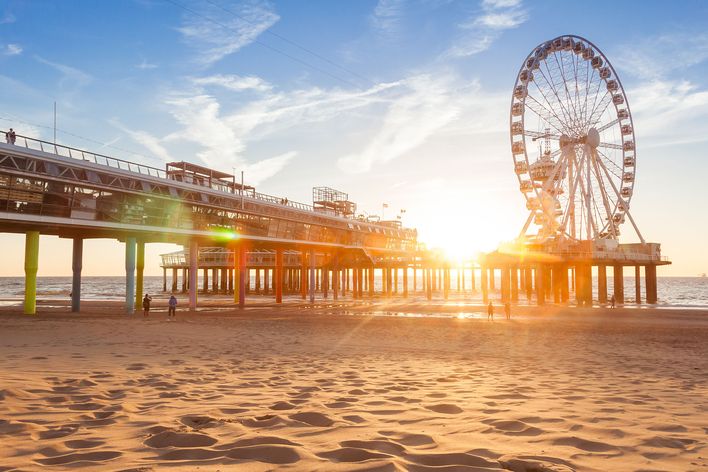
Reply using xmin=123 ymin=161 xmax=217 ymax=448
xmin=504 ymin=302 xmax=511 ymax=320
xmin=610 ymin=294 xmax=616 ymax=309
xmin=168 ymin=295 xmax=177 ymax=320
xmin=487 ymin=301 xmax=494 ymax=321
xmin=6 ymin=128 xmax=16 ymax=145
xmin=142 ymin=293 xmax=152 ymax=317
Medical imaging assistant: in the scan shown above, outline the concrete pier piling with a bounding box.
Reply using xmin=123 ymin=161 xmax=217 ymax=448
xmin=125 ymin=237 xmax=136 ymax=313
xmin=71 ymin=237 xmax=82 ymax=313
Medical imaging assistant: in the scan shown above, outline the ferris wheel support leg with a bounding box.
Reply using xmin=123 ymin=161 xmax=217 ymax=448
xmin=595 ymin=151 xmax=646 ymax=244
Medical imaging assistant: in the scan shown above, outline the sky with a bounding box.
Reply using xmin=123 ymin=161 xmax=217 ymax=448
xmin=1 ymin=0 xmax=707 ymax=276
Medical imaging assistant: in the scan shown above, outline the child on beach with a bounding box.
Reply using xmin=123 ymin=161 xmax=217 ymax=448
xmin=168 ymin=295 xmax=177 ymax=320
xmin=487 ymin=302 xmax=494 ymax=320
xmin=142 ymin=294 xmax=152 ymax=317
xmin=504 ymin=302 xmax=511 ymax=320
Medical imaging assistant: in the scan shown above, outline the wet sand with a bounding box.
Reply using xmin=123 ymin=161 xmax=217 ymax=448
xmin=0 ymin=301 xmax=706 ymax=471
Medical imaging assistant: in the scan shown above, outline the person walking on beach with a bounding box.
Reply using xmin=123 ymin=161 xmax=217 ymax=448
xmin=487 ymin=301 xmax=494 ymax=321
xmin=610 ymin=294 xmax=616 ymax=308
xmin=5 ymin=128 xmax=16 ymax=145
xmin=168 ymin=295 xmax=177 ymax=320
xmin=504 ymin=302 xmax=511 ymax=320
xmin=142 ymin=293 xmax=152 ymax=317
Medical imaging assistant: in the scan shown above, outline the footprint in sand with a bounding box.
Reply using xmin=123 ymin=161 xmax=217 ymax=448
xmin=317 ymin=447 xmax=392 ymax=463
xmin=64 ymin=439 xmax=105 ymax=449
xmin=340 ymin=439 xmax=407 ymax=456
xmin=482 ymin=419 xmax=543 ymax=436
xmin=270 ymin=401 xmax=296 ymax=410
xmin=144 ymin=430 xmax=218 ymax=448
xmin=498 ymin=454 xmax=575 ymax=472
xmin=35 ymin=424 xmax=79 ymax=440
xmin=179 ymin=415 xmax=219 ymax=430
xmin=289 ymin=412 xmax=335 ymax=427
xmin=35 ymin=451 xmax=122 ymax=466
xmin=424 ymin=403 xmax=463 ymax=414
xmin=379 ymin=431 xmax=436 ymax=447
xmin=552 ymin=436 xmax=620 ymax=453
xmin=404 ymin=452 xmax=498 ymax=469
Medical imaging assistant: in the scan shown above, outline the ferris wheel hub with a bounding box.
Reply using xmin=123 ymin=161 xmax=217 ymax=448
xmin=586 ymin=128 xmax=600 ymax=149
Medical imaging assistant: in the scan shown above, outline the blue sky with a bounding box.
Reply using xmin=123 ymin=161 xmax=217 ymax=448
xmin=1 ymin=0 xmax=708 ymax=276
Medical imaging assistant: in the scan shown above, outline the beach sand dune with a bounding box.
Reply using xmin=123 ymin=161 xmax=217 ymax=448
xmin=0 ymin=305 xmax=706 ymax=471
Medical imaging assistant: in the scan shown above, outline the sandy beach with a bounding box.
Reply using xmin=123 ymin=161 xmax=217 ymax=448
xmin=1 ymin=302 xmax=706 ymax=471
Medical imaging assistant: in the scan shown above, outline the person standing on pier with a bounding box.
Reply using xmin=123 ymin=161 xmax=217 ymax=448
xmin=168 ymin=295 xmax=177 ymax=320
xmin=142 ymin=293 xmax=152 ymax=317
xmin=5 ymin=128 xmax=16 ymax=145
xmin=487 ymin=302 xmax=494 ymax=321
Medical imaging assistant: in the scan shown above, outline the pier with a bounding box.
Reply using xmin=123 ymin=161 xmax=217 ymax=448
xmin=0 ymin=134 xmax=426 ymax=313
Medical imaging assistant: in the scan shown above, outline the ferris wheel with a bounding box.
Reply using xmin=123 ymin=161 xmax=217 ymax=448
xmin=511 ymin=35 xmax=643 ymax=242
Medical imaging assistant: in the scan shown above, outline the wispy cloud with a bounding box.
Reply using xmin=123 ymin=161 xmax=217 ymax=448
xmin=446 ymin=0 xmax=527 ymax=58
xmin=616 ymin=32 xmax=708 ymax=79
xmin=244 ymin=151 xmax=296 ymax=184
xmin=370 ymin=0 xmax=405 ymax=37
xmin=629 ymin=79 xmax=708 ymax=148
xmin=178 ymin=0 xmax=279 ymax=67
xmin=337 ymin=74 xmax=461 ymax=173
xmin=0 ymin=11 xmax=15 ymax=24
xmin=35 ymin=56 xmax=92 ymax=87
xmin=135 ymin=58 xmax=158 ymax=70
xmin=2 ymin=43 xmax=22 ymax=56
xmin=192 ymin=74 xmax=272 ymax=92
xmin=109 ymin=119 xmax=173 ymax=162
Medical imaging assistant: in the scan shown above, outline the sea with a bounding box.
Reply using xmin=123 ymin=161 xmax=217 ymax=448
xmin=0 ymin=275 xmax=707 ymax=308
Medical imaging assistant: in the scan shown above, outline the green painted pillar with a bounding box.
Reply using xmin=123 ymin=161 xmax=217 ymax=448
xmin=135 ymin=240 xmax=145 ymax=310
xmin=125 ymin=237 xmax=136 ymax=313
xmin=24 ymin=231 xmax=40 ymax=315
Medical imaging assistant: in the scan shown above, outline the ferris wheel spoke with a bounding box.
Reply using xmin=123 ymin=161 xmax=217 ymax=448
xmin=552 ymin=51 xmax=582 ymax=131
xmin=529 ymin=81 xmax=570 ymax=132
xmin=587 ymin=90 xmax=613 ymax=127
xmin=536 ymin=65 xmax=575 ymax=130
xmin=598 ymin=142 xmax=622 ymax=150
xmin=525 ymin=95 xmax=567 ymax=134
xmin=595 ymin=148 xmax=624 ymax=179
xmin=524 ymin=129 xmax=561 ymax=140
xmin=597 ymin=118 xmax=620 ymax=133
xmin=582 ymin=64 xmax=598 ymax=126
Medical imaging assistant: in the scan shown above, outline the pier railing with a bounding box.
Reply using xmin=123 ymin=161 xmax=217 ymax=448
xmin=5 ymin=132 xmax=321 ymax=214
